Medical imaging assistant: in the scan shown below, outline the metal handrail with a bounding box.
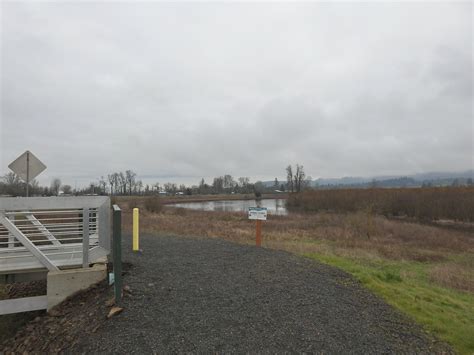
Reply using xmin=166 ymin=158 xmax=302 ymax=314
xmin=0 ymin=196 xmax=110 ymax=273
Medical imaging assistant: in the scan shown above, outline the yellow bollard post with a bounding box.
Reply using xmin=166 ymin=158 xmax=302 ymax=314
xmin=133 ymin=208 xmax=139 ymax=251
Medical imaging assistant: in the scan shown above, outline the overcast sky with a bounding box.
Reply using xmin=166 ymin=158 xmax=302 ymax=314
xmin=1 ymin=1 xmax=472 ymax=186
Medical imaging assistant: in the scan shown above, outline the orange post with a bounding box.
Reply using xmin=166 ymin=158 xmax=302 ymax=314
xmin=256 ymin=220 xmax=262 ymax=247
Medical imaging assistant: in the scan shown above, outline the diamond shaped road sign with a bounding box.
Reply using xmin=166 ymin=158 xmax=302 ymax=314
xmin=8 ymin=150 xmax=47 ymax=183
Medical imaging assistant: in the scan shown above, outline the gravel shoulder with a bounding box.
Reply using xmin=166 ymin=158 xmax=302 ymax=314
xmin=70 ymin=234 xmax=451 ymax=354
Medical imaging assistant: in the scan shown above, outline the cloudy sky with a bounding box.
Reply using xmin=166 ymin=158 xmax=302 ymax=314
xmin=1 ymin=1 xmax=472 ymax=186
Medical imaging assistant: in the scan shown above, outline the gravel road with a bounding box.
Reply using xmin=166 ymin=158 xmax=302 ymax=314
xmin=71 ymin=234 xmax=450 ymax=353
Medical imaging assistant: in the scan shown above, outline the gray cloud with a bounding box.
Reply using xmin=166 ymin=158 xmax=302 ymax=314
xmin=1 ymin=1 xmax=472 ymax=186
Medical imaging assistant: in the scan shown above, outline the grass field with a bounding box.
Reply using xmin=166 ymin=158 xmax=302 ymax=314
xmin=118 ymin=197 xmax=474 ymax=354
xmin=305 ymin=254 xmax=474 ymax=354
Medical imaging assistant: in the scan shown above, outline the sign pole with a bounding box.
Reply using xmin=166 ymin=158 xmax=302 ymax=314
xmin=248 ymin=207 xmax=267 ymax=248
xmin=256 ymin=219 xmax=262 ymax=247
xmin=26 ymin=151 xmax=30 ymax=197
xmin=8 ymin=150 xmax=46 ymax=197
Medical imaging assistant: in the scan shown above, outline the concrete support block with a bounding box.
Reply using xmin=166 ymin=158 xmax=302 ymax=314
xmin=47 ymin=264 xmax=106 ymax=310
xmin=93 ymin=256 xmax=108 ymax=265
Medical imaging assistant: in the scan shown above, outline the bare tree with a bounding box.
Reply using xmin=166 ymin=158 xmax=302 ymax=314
xmin=2 ymin=172 xmax=23 ymax=196
xmin=136 ymin=180 xmax=143 ymax=195
xmin=118 ymin=172 xmax=126 ymax=195
xmin=236 ymin=177 xmax=253 ymax=194
xmin=125 ymin=170 xmax=136 ymax=195
xmin=51 ymin=178 xmax=62 ymax=196
xmin=294 ymin=164 xmax=306 ymax=192
xmin=212 ymin=176 xmax=224 ymax=194
xmin=223 ymin=174 xmax=235 ymax=192
xmin=4 ymin=172 xmax=20 ymax=186
xmin=99 ymin=176 xmax=107 ymax=195
xmin=29 ymin=179 xmax=40 ymax=195
xmin=113 ymin=173 xmax=120 ymax=195
xmin=286 ymin=164 xmax=306 ymax=192
xmin=238 ymin=177 xmax=249 ymax=187
xmin=164 ymin=182 xmax=177 ymax=194
xmin=108 ymin=174 xmax=115 ymax=195
xmin=198 ymin=178 xmax=206 ymax=194
xmin=286 ymin=165 xmax=294 ymax=192
xmin=61 ymin=184 xmax=72 ymax=194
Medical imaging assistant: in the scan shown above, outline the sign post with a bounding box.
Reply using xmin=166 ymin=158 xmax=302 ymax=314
xmin=256 ymin=219 xmax=262 ymax=247
xmin=8 ymin=150 xmax=46 ymax=197
xmin=26 ymin=152 xmax=30 ymax=197
xmin=248 ymin=207 xmax=267 ymax=247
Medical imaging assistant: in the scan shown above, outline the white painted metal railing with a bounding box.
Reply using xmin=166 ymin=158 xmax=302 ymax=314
xmin=0 ymin=196 xmax=110 ymax=274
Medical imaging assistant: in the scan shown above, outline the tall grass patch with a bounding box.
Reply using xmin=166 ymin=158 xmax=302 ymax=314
xmin=143 ymin=197 xmax=163 ymax=213
xmin=288 ymin=187 xmax=474 ymax=222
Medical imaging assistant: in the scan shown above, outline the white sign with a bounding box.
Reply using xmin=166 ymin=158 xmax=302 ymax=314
xmin=8 ymin=150 xmax=46 ymax=183
xmin=248 ymin=207 xmax=267 ymax=221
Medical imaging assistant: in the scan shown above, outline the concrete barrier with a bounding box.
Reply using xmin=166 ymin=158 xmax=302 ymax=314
xmin=47 ymin=264 xmax=107 ymax=310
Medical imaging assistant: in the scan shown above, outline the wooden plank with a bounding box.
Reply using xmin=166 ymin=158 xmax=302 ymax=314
xmin=0 ymin=214 xmax=59 ymax=271
xmin=0 ymin=296 xmax=47 ymax=315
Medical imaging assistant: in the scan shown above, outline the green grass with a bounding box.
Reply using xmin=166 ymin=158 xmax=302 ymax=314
xmin=305 ymin=253 xmax=474 ymax=354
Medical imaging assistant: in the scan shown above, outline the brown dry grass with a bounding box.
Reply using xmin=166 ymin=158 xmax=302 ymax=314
xmin=288 ymin=187 xmax=474 ymax=222
xmin=117 ymin=200 xmax=474 ymax=294
xmin=429 ymin=261 xmax=474 ymax=294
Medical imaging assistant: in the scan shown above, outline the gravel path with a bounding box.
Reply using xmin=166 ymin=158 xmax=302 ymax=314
xmin=72 ymin=234 xmax=449 ymax=353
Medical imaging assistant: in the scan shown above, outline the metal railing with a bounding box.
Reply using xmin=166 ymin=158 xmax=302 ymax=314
xmin=0 ymin=196 xmax=111 ymax=274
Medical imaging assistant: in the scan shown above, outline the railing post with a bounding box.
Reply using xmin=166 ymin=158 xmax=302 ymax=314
xmin=82 ymin=208 xmax=90 ymax=268
xmin=112 ymin=205 xmax=122 ymax=305
xmin=8 ymin=214 xmax=15 ymax=248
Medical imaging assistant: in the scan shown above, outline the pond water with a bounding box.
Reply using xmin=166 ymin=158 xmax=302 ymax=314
xmin=170 ymin=198 xmax=288 ymax=215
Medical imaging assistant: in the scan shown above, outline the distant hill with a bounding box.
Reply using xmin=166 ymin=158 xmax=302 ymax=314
xmin=312 ymin=170 xmax=473 ymax=188
xmin=262 ymin=170 xmax=473 ymax=189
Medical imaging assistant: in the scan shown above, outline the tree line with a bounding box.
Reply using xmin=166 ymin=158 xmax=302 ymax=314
xmin=0 ymin=173 xmax=71 ymax=197
xmin=0 ymin=163 xmax=309 ymax=197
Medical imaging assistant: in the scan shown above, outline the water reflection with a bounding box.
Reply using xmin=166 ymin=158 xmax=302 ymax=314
xmin=170 ymin=199 xmax=287 ymax=215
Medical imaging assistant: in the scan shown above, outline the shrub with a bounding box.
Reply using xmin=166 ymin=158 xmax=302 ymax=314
xmin=144 ymin=197 xmax=163 ymax=213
